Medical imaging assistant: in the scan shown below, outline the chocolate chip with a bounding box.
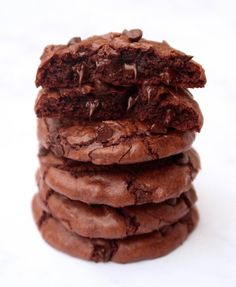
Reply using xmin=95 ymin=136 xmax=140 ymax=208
xmin=67 ymin=37 xmax=81 ymax=45
xmin=140 ymin=84 xmax=167 ymax=103
xmin=146 ymin=86 xmax=152 ymax=102
xmin=86 ymin=100 xmax=99 ymax=118
xmin=127 ymin=96 xmax=139 ymax=111
xmin=159 ymin=69 xmax=173 ymax=85
xmin=73 ymin=64 xmax=84 ymax=87
xmin=122 ymin=29 xmax=143 ymax=42
xmin=124 ymin=63 xmax=137 ymax=79
xmin=97 ymin=126 xmax=113 ymax=143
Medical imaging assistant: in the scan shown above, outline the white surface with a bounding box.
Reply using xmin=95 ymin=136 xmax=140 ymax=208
xmin=0 ymin=0 xmax=236 ymax=286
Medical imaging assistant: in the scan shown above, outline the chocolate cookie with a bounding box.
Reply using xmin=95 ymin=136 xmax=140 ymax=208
xmin=35 ymin=85 xmax=203 ymax=132
xmin=37 ymin=181 xmax=197 ymax=239
xmin=38 ymin=147 xmax=200 ymax=207
xmin=35 ymin=29 xmax=206 ymax=89
xmin=37 ymin=118 xmax=196 ymax=165
xmin=32 ymin=195 xmax=198 ymax=263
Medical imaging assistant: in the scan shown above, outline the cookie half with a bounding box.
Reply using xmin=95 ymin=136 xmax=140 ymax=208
xmin=36 ymin=30 xmax=206 ymax=89
xmin=35 ymin=85 xmax=203 ymax=132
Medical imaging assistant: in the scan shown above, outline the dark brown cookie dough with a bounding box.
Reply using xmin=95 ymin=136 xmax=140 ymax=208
xmin=37 ymin=182 xmax=197 ymax=239
xmin=32 ymin=194 xmax=199 ymax=263
xmin=35 ymin=29 xmax=206 ymax=89
xmin=37 ymin=118 xmax=196 ymax=165
xmin=35 ymin=85 xmax=203 ymax=132
xmin=38 ymin=147 xmax=200 ymax=207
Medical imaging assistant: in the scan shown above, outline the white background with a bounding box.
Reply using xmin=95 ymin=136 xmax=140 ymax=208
xmin=0 ymin=0 xmax=236 ymax=286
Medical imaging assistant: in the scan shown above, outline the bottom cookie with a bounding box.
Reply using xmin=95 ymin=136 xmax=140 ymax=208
xmin=32 ymin=195 xmax=198 ymax=263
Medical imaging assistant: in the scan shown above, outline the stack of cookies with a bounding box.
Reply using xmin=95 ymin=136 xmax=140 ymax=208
xmin=32 ymin=29 xmax=206 ymax=263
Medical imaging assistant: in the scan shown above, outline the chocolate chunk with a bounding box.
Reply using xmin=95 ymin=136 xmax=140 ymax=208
xmin=67 ymin=37 xmax=81 ymax=45
xmin=146 ymin=86 xmax=152 ymax=102
xmin=72 ymin=64 xmax=84 ymax=87
xmin=141 ymin=84 xmax=167 ymax=102
xmin=127 ymin=96 xmax=139 ymax=111
xmin=160 ymin=70 xmax=172 ymax=85
xmin=96 ymin=126 xmax=114 ymax=143
xmin=124 ymin=63 xmax=137 ymax=79
xmin=85 ymin=99 xmax=99 ymax=118
xmin=122 ymin=29 xmax=143 ymax=42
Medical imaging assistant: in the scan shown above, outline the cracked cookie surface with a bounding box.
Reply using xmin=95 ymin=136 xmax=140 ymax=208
xmin=37 ymin=117 xmax=196 ymax=165
xmin=32 ymin=195 xmax=198 ymax=263
xmin=36 ymin=182 xmax=197 ymax=239
xmin=38 ymin=147 xmax=200 ymax=207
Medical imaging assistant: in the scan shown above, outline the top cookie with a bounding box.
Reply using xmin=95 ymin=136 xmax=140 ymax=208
xmin=36 ymin=29 xmax=206 ymax=89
